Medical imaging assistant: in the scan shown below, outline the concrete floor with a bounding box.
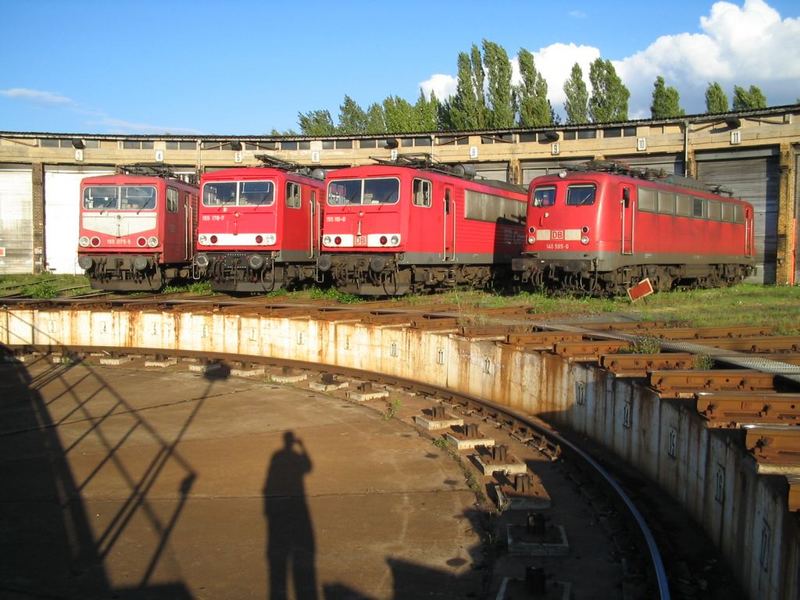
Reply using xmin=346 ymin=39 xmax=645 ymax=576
xmin=0 ymin=356 xmax=484 ymax=599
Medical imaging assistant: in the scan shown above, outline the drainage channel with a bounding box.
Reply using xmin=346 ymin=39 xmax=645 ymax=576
xmin=5 ymin=343 xmax=672 ymax=599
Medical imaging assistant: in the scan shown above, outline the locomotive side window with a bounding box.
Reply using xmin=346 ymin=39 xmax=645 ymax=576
xmin=241 ymin=181 xmax=274 ymax=206
xmin=722 ymin=203 xmax=736 ymax=222
xmin=692 ymin=197 xmax=706 ymax=218
xmin=565 ymin=184 xmax=596 ymax=206
xmin=412 ymin=179 xmax=432 ymax=207
xmin=676 ymin=194 xmax=692 ymax=216
xmin=707 ymin=200 xmax=722 ymax=221
xmin=532 ymin=186 xmax=556 ymax=207
xmin=637 ymin=187 xmax=656 ymax=212
xmin=167 ymin=187 xmax=179 ymax=213
xmin=657 ymin=191 xmax=675 ymax=214
xmin=734 ymin=204 xmax=745 ymax=224
xmin=285 ymin=182 xmax=301 ymax=209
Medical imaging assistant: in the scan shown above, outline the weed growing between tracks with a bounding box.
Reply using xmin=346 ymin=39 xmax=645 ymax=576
xmin=382 ymin=398 xmax=402 ymax=420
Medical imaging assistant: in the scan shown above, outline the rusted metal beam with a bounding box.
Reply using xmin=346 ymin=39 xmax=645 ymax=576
xmin=642 ymin=325 xmax=774 ymax=340
xmin=506 ymin=331 xmax=587 ymax=349
xmin=696 ymin=392 xmax=800 ymax=427
xmin=650 ymin=369 xmax=776 ymax=398
xmin=600 ymin=353 xmax=696 ymax=377
xmin=554 ymin=340 xmax=632 ymax=361
xmin=746 ymin=427 xmax=800 ymax=466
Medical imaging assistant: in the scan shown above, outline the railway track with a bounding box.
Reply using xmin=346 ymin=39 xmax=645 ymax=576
xmin=4 ymin=298 xmax=800 ymax=597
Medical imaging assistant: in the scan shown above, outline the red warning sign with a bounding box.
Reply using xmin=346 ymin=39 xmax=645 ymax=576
xmin=627 ymin=278 xmax=654 ymax=302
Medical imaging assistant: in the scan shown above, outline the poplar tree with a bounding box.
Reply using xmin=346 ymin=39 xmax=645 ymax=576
xmin=482 ymin=39 xmax=515 ymax=128
xmin=588 ymin=58 xmax=630 ymax=123
xmin=563 ymin=63 xmax=589 ymax=124
xmin=705 ymin=82 xmax=729 ymax=113
xmin=516 ymin=48 xmax=552 ymax=127
xmin=733 ymin=85 xmax=767 ymax=110
xmin=414 ymin=90 xmax=439 ymax=131
xmin=338 ymin=95 xmax=367 ymax=134
xmin=470 ymin=44 xmax=488 ymax=127
xmin=297 ymin=109 xmax=336 ymax=136
xmin=364 ymin=102 xmax=386 ymax=134
xmin=448 ymin=51 xmax=483 ymax=130
xmin=382 ymin=95 xmax=416 ymax=133
xmin=650 ymin=76 xmax=684 ymax=118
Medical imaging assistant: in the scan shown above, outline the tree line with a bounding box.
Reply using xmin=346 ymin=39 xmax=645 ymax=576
xmin=292 ymin=39 xmax=770 ymax=135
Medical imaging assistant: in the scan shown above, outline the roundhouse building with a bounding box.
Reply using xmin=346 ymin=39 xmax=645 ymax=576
xmin=1 ymin=104 xmax=798 ymax=284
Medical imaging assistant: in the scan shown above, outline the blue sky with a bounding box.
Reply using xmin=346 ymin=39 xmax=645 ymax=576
xmin=1 ymin=0 xmax=798 ymax=134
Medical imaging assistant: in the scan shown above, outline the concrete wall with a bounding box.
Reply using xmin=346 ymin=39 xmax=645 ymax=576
xmin=2 ymin=306 xmax=799 ymax=599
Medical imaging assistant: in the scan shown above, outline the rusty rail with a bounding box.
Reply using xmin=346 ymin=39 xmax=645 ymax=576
xmin=650 ymin=369 xmax=776 ymax=398
xmin=696 ymin=392 xmax=800 ymax=427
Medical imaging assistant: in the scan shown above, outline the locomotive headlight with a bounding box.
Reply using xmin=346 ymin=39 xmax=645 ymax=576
xmin=247 ymin=254 xmax=265 ymax=270
xmin=334 ymin=236 xmax=342 ymax=245
xmin=79 ymin=236 xmax=90 ymax=247
xmin=198 ymin=234 xmax=208 ymax=245
xmin=322 ymin=235 xmax=332 ymax=246
xmin=527 ymin=236 xmax=536 ymax=244
xmin=390 ymin=235 xmax=400 ymax=245
xmin=147 ymin=236 xmax=158 ymax=248
xmin=262 ymin=233 xmax=276 ymax=245
xmin=379 ymin=235 xmax=388 ymax=245
xmin=90 ymin=237 xmax=100 ymax=247
xmin=580 ymin=236 xmax=590 ymax=245
xmin=528 ymin=226 xmax=536 ymax=234
xmin=195 ymin=253 xmax=209 ymax=268
xmin=137 ymin=237 xmax=147 ymax=247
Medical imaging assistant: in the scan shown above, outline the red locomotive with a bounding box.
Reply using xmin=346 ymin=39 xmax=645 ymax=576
xmin=77 ymin=166 xmax=199 ymax=291
xmin=512 ymin=162 xmax=755 ymax=294
xmin=317 ymin=156 xmax=528 ymax=295
xmin=193 ymin=156 xmax=325 ymax=292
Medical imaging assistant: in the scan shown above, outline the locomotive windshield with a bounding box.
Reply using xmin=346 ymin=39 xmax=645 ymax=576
xmin=202 ymin=180 xmax=275 ymax=206
xmin=566 ymin=184 xmax=596 ymax=206
xmin=327 ymin=178 xmax=399 ymax=205
xmin=532 ymin=186 xmax=556 ymax=207
xmin=83 ymin=186 xmax=157 ymax=210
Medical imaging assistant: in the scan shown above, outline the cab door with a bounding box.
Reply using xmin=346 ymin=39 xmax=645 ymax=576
xmin=620 ymin=186 xmax=634 ymax=255
xmin=309 ymin=190 xmax=319 ymax=258
xmin=164 ymin=186 xmax=183 ymax=261
xmin=443 ymin=185 xmax=455 ymax=261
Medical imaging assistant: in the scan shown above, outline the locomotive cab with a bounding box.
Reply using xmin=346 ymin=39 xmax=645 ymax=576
xmin=78 ymin=173 xmax=198 ymax=291
xmin=513 ymin=164 xmax=755 ymax=294
xmin=193 ymin=164 xmax=324 ymax=293
xmin=319 ymin=160 xmax=527 ymax=296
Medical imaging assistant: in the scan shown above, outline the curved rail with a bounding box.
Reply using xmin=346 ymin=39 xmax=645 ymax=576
xmin=6 ymin=342 xmax=671 ymax=599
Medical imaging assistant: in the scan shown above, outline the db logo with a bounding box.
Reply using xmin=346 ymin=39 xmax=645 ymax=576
xmin=551 ymin=230 xmax=564 ymax=240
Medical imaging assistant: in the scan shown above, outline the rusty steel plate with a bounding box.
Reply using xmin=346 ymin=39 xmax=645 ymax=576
xmin=696 ymin=392 xmax=800 ymax=427
xmin=600 ymin=353 xmax=696 ymax=377
xmin=746 ymin=427 xmax=800 ymax=466
xmin=650 ymin=369 xmax=776 ymax=398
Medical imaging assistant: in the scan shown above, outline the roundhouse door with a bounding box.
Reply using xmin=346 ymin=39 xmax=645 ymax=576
xmin=443 ymin=186 xmax=455 ymax=261
xmin=620 ymin=186 xmax=634 ymax=255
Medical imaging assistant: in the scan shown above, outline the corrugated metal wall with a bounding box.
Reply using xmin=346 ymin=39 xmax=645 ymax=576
xmin=44 ymin=166 xmax=114 ymax=274
xmin=0 ymin=165 xmax=33 ymax=274
xmin=520 ymin=157 xmax=594 ymax=185
xmin=696 ymin=148 xmax=780 ymax=284
xmin=471 ymin=161 xmax=509 ymax=183
xmin=608 ymin=152 xmax=685 ymax=175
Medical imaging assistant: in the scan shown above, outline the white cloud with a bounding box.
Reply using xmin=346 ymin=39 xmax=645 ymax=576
xmin=88 ymin=116 xmax=200 ymax=135
xmin=568 ymin=9 xmax=587 ymax=19
xmin=0 ymin=87 xmax=73 ymax=105
xmin=420 ymin=74 xmax=458 ymax=101
xmin=616 ymin=0 xmax=800 ymax=116
xmin=418 ymin=0 xmax=799 ymax=121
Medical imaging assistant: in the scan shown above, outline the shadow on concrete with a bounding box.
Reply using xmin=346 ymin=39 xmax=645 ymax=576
xmin=264 ymin=430 xmax=317 ymax=600
xmin=0 ymin=328 xmax=216 ymax=599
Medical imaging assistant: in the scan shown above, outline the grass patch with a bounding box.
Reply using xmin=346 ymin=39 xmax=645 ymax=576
xmin=162 ymin=280 xmax=216 ymax=295
xmin=383 ymin=398 xmax=402 ymax=420
xmin=304 ymin=286 xmax=362 ymax=304
xmin=0 ymin=274 xmax=92 ymax=297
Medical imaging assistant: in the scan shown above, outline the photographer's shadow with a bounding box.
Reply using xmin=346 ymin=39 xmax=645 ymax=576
xmin=264 ymin=431 xmax=317 ymax=600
